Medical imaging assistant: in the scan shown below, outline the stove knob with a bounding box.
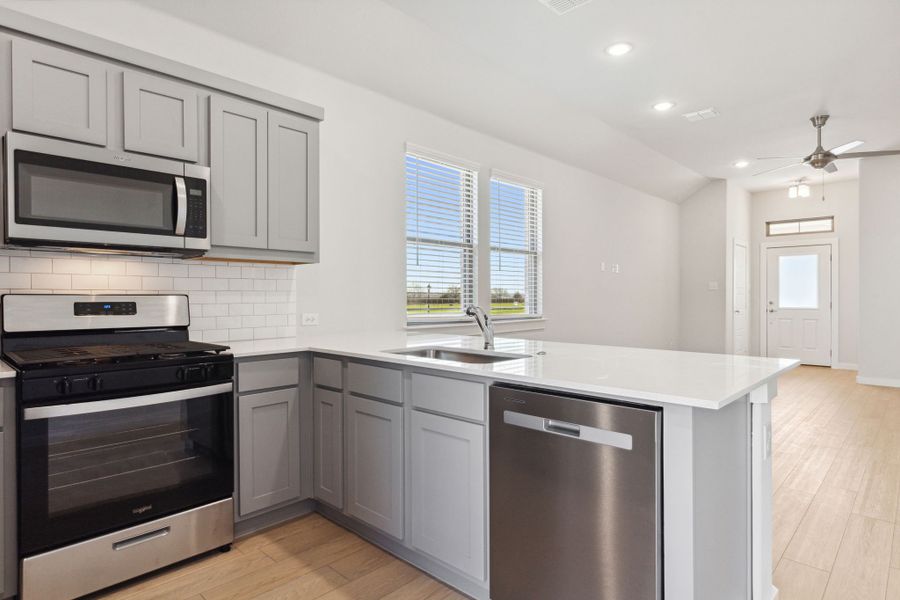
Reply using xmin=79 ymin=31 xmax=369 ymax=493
xmin=88 ymin=375 xmax=103 ymax=391
xmin=55 ymin=378 xmax=71 ymax=395
xmin=176 ymin=367 xmax=185 ymax=382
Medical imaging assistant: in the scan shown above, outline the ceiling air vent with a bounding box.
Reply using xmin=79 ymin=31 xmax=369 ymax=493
xmin=538 ymin=0 xmax=593 ymax=15
xmin=682 ymin=107 xmax=720 ymax=122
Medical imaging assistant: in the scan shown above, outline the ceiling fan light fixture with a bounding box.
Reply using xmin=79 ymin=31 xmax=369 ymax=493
xmin=788 ymin=185 xmax=798 ymax=199
xmin=798 ymin=183 xmax=811 ymax=198
xmin=605 ymin=42 xmax=633 ymax=56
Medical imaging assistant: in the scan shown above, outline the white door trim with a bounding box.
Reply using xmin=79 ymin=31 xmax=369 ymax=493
xmin=758 ymin=237 xmax=839 ymax=367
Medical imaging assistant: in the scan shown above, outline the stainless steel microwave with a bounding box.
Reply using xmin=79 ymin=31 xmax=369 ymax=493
xmin=3 ymin=132 xmax=210 ymax=257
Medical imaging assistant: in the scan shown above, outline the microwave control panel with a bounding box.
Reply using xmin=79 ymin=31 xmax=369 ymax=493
xmin=184 ymin=180 xmax=207 ymax=239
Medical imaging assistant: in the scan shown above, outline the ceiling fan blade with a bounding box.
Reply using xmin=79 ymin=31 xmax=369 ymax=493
xmin=836 ymin=150 xmax=900 ymax=159
xmin=828 ymin=140 xmax=864 ymax=155
xmin=824 ymin=162 xmax=838 ymax=173
xmin=755 ymin=156 xmax=803 ymax=160
xmin=753 ymin=161 xmax=805 ymax=176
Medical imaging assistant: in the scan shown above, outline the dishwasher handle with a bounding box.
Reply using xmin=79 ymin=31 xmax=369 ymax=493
xmin=503 ymin=410 xmax=633 ymax=451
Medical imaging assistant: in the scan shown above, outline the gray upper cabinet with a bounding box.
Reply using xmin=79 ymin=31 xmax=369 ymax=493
xmin=411 ymin=410 xmax=485 ymax=580
xmin=268 ymin=110 xmax=319 ymax=253
xmin=345 ymin=394 xmax=404 ymax=539
xmin=314 ymin=386 xmax=343 ymax=509
xmin=210 ymin=95 xmax=268 ymax=249
xmin=238 ymin=387 xmax=301 ymax=516
xmin=123 ymin=71 xmax=199 ymax=161
xmin=11 ymin=38 xmax=108 ymax=146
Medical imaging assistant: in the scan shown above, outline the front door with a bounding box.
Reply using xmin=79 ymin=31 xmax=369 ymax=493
xmin=765 ymin=244 xmax=832 ymax=365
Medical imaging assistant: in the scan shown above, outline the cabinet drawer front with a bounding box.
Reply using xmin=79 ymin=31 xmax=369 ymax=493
xmin=347 ymin=362 xmax=402 ymax=403
xmin=12 ymin=38 xmax=108 ymax=146
xmin=313 ymin=357 xmax=342 ymax=390
xmin=411 ymin=373 xmax=485 ymax=422
xmin=238 ymin=356 xmax=299 ymax=392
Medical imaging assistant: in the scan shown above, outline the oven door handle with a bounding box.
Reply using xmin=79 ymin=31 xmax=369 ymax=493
xmin=23 ymin=382 xmax=233 ymax=420
xmin=174 ymin=176 xmax=187 ymax=236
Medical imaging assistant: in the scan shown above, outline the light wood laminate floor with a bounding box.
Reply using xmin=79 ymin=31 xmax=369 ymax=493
xmin=773 ymin=366 xmax=900 ymax=600
xmin=91 ymin=513 xmax=465 ymax=600
xmin=91 ymin=365 xmax=890 ymax=600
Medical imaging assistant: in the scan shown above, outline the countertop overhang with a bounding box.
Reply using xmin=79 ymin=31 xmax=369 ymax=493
xmin=227 ymin=332 xmax=799 ymax=410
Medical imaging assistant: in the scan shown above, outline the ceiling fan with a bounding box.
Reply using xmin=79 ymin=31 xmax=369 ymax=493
xmin=753 ymin=115 xmax=900 ymax=176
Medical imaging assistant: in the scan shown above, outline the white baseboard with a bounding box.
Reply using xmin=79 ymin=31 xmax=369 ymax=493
xmin=832 ymin=363 xmax=858 ymax=371
xmin=856 ymin=375 xmax=900 ymax=388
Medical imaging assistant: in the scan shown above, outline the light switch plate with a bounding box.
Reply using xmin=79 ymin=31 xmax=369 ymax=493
xmin=301 ymin=313 xmax=320 ymax=326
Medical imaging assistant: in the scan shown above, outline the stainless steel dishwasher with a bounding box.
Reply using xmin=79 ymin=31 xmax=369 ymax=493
xmin=489 ymin=385 xmax=662 ymax=600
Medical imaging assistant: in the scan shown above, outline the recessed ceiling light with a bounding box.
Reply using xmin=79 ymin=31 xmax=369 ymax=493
xmin=733 ymin=160 xmax=749 ymax=169
xmin=605 ymin=42 xmax=633 ymax=57
xmin=653 ymin=101 xmax=676 ymax=112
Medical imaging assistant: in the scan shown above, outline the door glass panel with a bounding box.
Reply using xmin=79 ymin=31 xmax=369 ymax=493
xmin=778 ymin=254 xmax=819 ymax=309
xmin=45 ymin=397 xmax=224 ymax=518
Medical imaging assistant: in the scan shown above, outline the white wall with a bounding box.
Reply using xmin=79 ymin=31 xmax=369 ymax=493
xmin=679 ymin=180 xmax=727 ymax=353
xmin=858 ymin=158 xmax=900 ymax=384
xmin=4 ymin=1 xmax=681 ymax=350
xmin=749 ymin=179 xmax=859 ymax=366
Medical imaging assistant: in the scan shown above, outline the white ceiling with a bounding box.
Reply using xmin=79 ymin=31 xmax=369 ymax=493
xmin=138 ymin=0 xmax=900 ymax=196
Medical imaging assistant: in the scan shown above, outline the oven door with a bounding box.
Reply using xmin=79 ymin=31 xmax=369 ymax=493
xmin=19 ymin=382 xmax=233 ymax=556
xmin=4 ymin=132 xmax=207 ymax=253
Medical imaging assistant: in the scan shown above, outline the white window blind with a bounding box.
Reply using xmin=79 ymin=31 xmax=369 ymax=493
xmin=490 ymin=175 xmax=542 ymax=317
xmin=406 ymin=149 xmax=477 ymax=319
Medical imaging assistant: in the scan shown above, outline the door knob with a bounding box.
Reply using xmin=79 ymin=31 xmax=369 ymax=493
xmin=768 ymin=308 xmax=776 ymax=313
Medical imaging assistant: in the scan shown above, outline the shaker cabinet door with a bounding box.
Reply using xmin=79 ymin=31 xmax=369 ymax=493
xmin=345 ymin=395 xmax=403 ymax=539
xmin=411 ymin=411 xmax=485 ymax=580
xmin=210 ymin=95 xmax=268 ymax=249
xmin=238 ymin=388 xmax=301 ymax=516
xmin=267 ymin=110 xmax=319 ymax=253
xmin=313 ymin=387 xmax=343 ymax=509
xmin=12 ymin=38 xmax=108 ymax=146
xmin=123 ymin=71 xmax=198 ymax=161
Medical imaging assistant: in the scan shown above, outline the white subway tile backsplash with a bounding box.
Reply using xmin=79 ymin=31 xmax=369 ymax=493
xmin=53 ymin=259 xmax=92 ymax=274
xmin=0 ymin=273 xmax=31 ymax=288
xmin=125 ymin=262 xmax=158 ymax=277
xmin=11 ymin=256 xmax=52 ymax=273
xmin=0 ymin=250 xmax=297 ymax=343
xmin=91 ymin=261 xmax=127 ymax=275
xmin=32 ymin=273 xmax=71 ymax=289
xmin=71 ymin=275 xmax=108 ymax=289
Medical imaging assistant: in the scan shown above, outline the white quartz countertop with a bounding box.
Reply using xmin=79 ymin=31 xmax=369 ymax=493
xmin=228 ymin=332 xmax=799 ymax=410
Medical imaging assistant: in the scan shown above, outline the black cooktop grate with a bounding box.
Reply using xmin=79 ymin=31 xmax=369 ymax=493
xmin=4 ymin=340 xmax=229 ymax=368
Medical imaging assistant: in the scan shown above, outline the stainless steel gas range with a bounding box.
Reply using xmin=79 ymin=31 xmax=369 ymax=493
xmin=1 ymin=294 xmax=235 ymax=600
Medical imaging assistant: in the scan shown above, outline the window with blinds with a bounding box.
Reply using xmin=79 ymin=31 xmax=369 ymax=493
xmin=406 ymin=149 xmax=477 ymax=320
xmin=490 ymin=175 xmax=542 ymax=317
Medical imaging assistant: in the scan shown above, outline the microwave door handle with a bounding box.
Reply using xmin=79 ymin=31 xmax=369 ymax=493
xmin=23 ymin=382 xmax=233 ymax=420
xmin=174 ymin=176 xmax=187 ymax=235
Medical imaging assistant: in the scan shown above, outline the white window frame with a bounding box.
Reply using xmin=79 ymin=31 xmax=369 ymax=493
xmin=489 ymin=169 xmax=543 ymax=319
xmin=405 ymin=143 xmax=479 ymax=324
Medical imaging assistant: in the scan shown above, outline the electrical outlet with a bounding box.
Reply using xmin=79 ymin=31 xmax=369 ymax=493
xmin=301 ymin=313 xmax=320 ymax=326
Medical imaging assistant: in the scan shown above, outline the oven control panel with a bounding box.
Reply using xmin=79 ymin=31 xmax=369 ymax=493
xmin=74 ymin=302 xmax=137 ymax=316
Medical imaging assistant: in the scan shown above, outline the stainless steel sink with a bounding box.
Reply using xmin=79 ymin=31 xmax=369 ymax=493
xmin=388 ymin=346 xmax=530 ymax=364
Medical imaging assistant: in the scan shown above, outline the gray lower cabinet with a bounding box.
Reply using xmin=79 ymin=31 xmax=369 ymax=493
xmin=313 ymin=386 xmax=343 ymax=508
xmin=11 ymin=38 xmax=108 ymax=145
xmin=238 ymin=387 xmax=301 ymax=516
xmin=123 ymin=70 xmax=199 ymax=161
xmin=410 ymin=410 xmax=485 ymax=580
xmin=209 ymin=95 xmax=268 ymax=250
xmin=345 ymin=394 xmax=404 ymax=539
